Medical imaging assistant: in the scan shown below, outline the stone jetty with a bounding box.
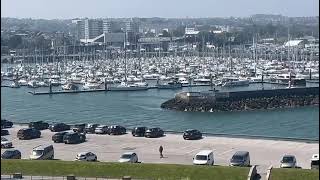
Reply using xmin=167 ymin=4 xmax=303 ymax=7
xmin=161 ymin=87 xmax=319 ymax=112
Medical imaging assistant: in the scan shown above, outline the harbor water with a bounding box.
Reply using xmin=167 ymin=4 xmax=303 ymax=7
xmin=1 ymin=82 xmax=319 ymax=140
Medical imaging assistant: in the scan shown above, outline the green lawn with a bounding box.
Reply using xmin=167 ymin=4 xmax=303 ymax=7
xmin=271 ymin=168 xmax=319 ymax=180
xmin=1 ymin=160 xmax=249 ymax=180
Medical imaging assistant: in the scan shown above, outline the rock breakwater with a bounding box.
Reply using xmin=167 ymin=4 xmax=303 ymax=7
xmin=161 ymin=87 xmax=319 ymax=112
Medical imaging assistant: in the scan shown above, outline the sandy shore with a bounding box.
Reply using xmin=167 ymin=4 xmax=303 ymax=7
xmin=1 ymin=125 xmax=318 ymax=170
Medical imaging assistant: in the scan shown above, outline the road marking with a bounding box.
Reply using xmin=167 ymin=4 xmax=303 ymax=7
xmin=217 ymin=148 xmax=235 ymax=156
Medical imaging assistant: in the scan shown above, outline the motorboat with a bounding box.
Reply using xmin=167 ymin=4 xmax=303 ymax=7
xmin=108 ymin=82 xmax=148 ymax=91
xmin=82 ymin=82 xmax=101 ymax=90
xmin=62 ymin=83 xmax=78 ymax=91
xmin=18 ymin=79 xmax=28 ymax=86
xmin=10 ymin=81 xmax=20 ymax=88
xmin=157 ymin=80 xmax=182 ymax=89
xmin=27 ymin=80 xmax=39 ymax=88
xmin=222 ymin=78 xmax=250 ymax=87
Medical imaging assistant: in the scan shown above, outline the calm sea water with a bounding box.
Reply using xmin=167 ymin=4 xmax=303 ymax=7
xmin=1 ymin=82 xmax=319 ymax=140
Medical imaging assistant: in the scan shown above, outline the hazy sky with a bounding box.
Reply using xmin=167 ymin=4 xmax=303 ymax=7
xmin=1 ymin=0 xmax=319 ymax=19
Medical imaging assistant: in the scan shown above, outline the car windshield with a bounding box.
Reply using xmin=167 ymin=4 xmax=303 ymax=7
xmin=196 ymin=155 xmax=207 ymax=160
xmin=32 ymin=150 xmax=43 ymax=156
xmin=232 ymin=155 xmax=244 ymax=161
xmin=311 ymin=160 xmax=319 ymax=166
xmin=121 ymin=154 xmax=132 ymax=159
xmin=2 ymin=151 xmax=14 ymax=156
xmin=282 ymin=156 xmax=294 ymax=163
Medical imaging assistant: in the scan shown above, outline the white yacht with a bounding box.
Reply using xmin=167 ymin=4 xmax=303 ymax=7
xmin=82 ymin=82 xmax=101 ymax=90
xmin=27 ymin=80 xmax=39 ymax=88
xmin=108 ymin=82 xmax=148 ymax=91
xmin=62 ymin=83 xmax=78 ymax=91
xmin=18 ymin=79 xmax=28 ymax=86
xmin=157 ymin=80 xmax=182 ymax=89
xmin=10 ymin=81 xmax=20 ymax=88
xmin=222 ymin=78 xmax=250 ymax=87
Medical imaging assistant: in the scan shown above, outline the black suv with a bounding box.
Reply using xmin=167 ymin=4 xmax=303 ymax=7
xmin=132 ymin=127 xmax=147 ymax=137
xmin=49 ymin=123 xmax=70 ymax=132
xmin=52 ymin=131 xmax=69 ymax=143
xmin=84 ymin=124 xmax=100 ymax=134
xmin=107 ymin=125 xmax=126 ymax=135
xmin=17 ymin=128 xmax=41 ymax=140
xmin=1 ymin=119 xmax=13 ymax=128
xmin=183 ymin=129 xmax=202 ymax=140
xmin=72 ymin=123 xmax=86 ymax=133
xmin=63 ymin=132 xmax=86 ymax=144
xmin=145 ymin=128 xmax=164 ymax=138
xmin=28 ymin=121 xmax=49 ymax=130
xmin=1 ymin=149 xmax=21 ymax=159
xmin=1 ymin=129 xmax=9 ymax=136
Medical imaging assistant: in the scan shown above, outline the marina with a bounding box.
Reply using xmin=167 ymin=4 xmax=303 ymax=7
xmin=1 ymin=53 xmax=319 ymax=141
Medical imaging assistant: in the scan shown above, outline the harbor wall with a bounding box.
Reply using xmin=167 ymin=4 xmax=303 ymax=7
xmin=161 ymin=87 xmax=319 ymax=112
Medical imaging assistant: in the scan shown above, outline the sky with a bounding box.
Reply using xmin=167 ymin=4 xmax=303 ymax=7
xmin=1 ymin=0 xmax=319 ymax=19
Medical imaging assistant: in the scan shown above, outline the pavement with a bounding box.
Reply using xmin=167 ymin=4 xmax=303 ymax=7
xmin=1 ymin=125 xmax=319 ymax=177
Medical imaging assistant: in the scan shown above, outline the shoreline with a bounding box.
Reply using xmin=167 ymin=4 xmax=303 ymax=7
xmin=9 ymin=123 xmax=319 ymax=143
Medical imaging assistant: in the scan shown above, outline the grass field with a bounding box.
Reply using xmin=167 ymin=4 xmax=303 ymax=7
xmin=270 ymin=168 xmax=319 ymax=180
xmin=1 ymin=160 xmax=249 ymax=180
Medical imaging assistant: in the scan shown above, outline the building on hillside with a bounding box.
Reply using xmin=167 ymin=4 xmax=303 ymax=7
xmin=73 ymin=19 xmax=103 ymax=40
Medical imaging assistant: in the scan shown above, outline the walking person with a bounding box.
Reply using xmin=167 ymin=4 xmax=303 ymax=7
xmin=159 ymin=145 xmax=164 ymax=158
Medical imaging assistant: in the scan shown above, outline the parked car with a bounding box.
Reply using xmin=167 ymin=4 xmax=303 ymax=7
xmin=193 ymin=150 xmax=214 ymax=165
xmin=75 ymin=152 xmax=97 ymax=161
xmin=49 ymin=123 xmax=70 ymax=132
xmin=1 ymin=137 xmax=13 ymax=148
xmin=52 ymin=132 xmax=69 ymax=143
xmin=107 ymin=125 xmax=126 ymax=135
xmin=95 ymin=125 xmax=108 ymax=134
xmin=72 ymin=123 xmax=86 ymax=133
xmin=311 ymin=154 xmax=319 ymax=170
xmin=28 ymin=121 xmax=49 ymax=130
xmin=132 ymin=127 xmax=147 ymax=137
xmin=84 ymin=124 xmax=100 ymax=134
xmin=63 ymin=132 xmax=86 ymax=144
xmin=17 ymin=128 xmax=41 ymax=140
xmin=1 ymin=119 xmax=13 ymax=128
xmin=29 ymin=144 xmax=54 ymax=160
xmin=1 ymin=149 xmax=21 ymax=159
xmin=229 ymin=151 xmax=250 ymax=166
xmin=145 ymin=128 xmax=164 ymax=138
xmin=183 ymin=129 xmax=202 ymax=140
xmin=1 ymin=129 xmax=9 ymax=136
xmin=119 ymin=152 xmax=138 ymax=163
xmin=280 ymin=155 xmax=297 ymax=168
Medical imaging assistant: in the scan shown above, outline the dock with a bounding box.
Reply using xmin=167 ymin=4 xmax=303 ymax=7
xmin=27 ymin=84 xmax=214 ymax=95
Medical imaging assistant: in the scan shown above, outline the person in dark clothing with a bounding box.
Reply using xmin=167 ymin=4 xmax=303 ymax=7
xmin=159 ymin=145 xmax=163 ymax=158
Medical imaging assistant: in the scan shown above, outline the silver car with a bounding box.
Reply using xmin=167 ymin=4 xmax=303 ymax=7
xmin=118 ymin=152 xmax=138 ymax=163
xmin=280 ymin=155 xmax=297 ymax=168
xmin=1 ymin=137 xmax=12 ymax=149
xmin=95 ymin=125 xmax=108 ymax=134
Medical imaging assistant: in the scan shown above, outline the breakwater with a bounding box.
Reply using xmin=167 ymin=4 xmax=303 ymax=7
xmin=161 ymin=87 xmax=319 ymax=112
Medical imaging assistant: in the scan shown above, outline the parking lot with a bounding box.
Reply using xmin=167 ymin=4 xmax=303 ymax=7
xmin=1 ymin=125 xmax=318 ymax=170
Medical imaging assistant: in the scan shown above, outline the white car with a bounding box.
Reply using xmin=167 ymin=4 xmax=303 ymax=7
xmin=1 ymin=137 xmax=12 ymax=148
xmin=75 ymin=152 xmax=97 ymax=161
xmin=118 ymin=152 xmax=138 ymax=163
xmin=95 ymin=125 xmax=108 ymax=134
xmin=280 ymin=155 xmax=297 ymax=168
xmin=193 ymin=150 xmax=214 ymax=165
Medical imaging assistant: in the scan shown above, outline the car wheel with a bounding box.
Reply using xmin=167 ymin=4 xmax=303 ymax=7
xmin=94 ymin=157 xmax=97 ymax=161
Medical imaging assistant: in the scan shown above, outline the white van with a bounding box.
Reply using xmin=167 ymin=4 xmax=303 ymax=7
xmin=311 ymin=154 xmax=319 ymax=169
xmin=193 ymin=150 xmax=214 ymax=165
xmin=30 ymin=145 xmax=54 ymax=160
